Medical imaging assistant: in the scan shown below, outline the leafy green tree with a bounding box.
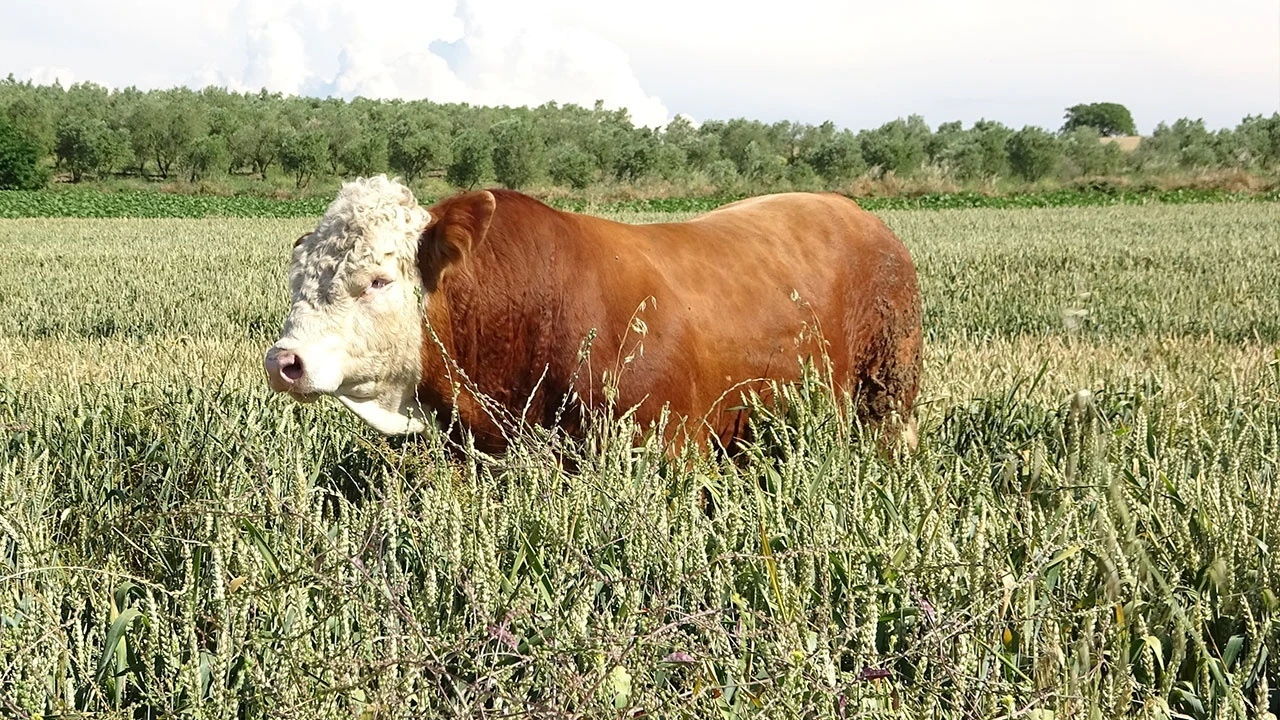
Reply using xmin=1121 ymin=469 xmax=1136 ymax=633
xmin=1232 ymin=113 xmax=1280 ymax=169
xmin=801 ymin=123 xmax=865 ymax=183
xmin=859 ymin=116 xmax=930 ymax=176
xmin=0 ymin=115 xmax=47 ymax=189
xmin=182 ymin=134 xmax=229 ymax=182
xmin=938 ymin=136 xmax=983 ymax=180
xmin=55 ymin=114 xmax=127 ymax=182
xmin=318 ymin=101 xmax=361 ymax=175
xmin=1211 ymin=127 xmax=1247 ymax=169
xmin=662 ymin=114 xmax=697 ymax=151
xmin=548 ymin=143 xmax=595 ymax=189
xmin=705 ymin=158 xmax=739 ymax=192
xmin=968 ymin=121 xmax=1013 ymax=178
xmin=772 ymin=121 xmax=807 ymax=163
xmin=653 ymin=142 xmax=688 ymax=182
xmin=146 ymin=91 xmax=203 ymax=179
xmin=743 ymin=139 xmax=786 ymax=185
xmin=1062 ymin=126 xmax=1124 ymax=177
xmin=613 ymin=130 xmax=657 ymax=181
xmin=926 ymin=120 xmax=964 ymax=163
xmin=937 ymin=121 xmax=1012 ymax=180
xmin=784 ymin=160 xmax=821 ymax=191
xmin=279 ymin=128 xmax=328 ymax=188
xmin=1171 ymin=119 xmax=1220 ymax=169
xmin=1062 ymin=102 xmax=1137 ymax=137
xmin=716 ymin=118 xmax=775 ymax=174
xmin=445 ymin=128 xmax=494 ymax=189
xmin=1 ymin=85 xmax=55 ymax=158
xmin=1140 ymin=119 xmax=1216 ymax=170
xmin=583 ymin=121 xmax=625 ymax=176
xmin=388 ymin=112 xmax=450 ymax=183
xmin=491 ymin=119 xmax=543 ymax=189
xmin=62 ymin=81 xmax=111 ymax=119
xmin=11 ymin=75 xmax=1280 ymax=195
xmin=1006 ymin=126 xmax=1061 ymax=181
xmin=200 ymin=88 xmax=245 ymax=172
xmin=201 ymin=87 xmax=244 ymax=138
xmin=230 ymin=105 xmax=283 ymax=180
xmin=122 ymin=92 xmax=160 ymax=175
xmin=534 ymin=101 xmax=594 ymax=150
xmin=339 ymin=133 xmax=389 ymax=177
xmin=684 ymin=130 xmax=722 ymax=170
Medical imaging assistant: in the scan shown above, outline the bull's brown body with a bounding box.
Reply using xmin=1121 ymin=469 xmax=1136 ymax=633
xmin=414 ymin=189 xmax=922 ymax=454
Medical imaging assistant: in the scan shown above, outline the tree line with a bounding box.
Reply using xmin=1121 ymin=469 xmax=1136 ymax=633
xmin=1 ymin=75 xmax=1278 ymax=194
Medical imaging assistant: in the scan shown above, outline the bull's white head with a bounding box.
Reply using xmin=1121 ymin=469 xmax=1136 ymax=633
xmin=263 ymin=175 xmax=434 ymax=434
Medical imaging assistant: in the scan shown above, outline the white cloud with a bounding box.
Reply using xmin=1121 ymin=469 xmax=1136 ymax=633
xmin=21 ymin=66 xmax=77 ymax=87
xmin=8 ymin=0 xmax=671 ymax=127
xmin=242 ymin=18 xmax=309 ymax=95
xmin=436 ymin=0 xmax=670 ymax=126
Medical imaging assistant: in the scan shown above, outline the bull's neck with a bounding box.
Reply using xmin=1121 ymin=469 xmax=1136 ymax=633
xmin=416 ymin=253 xmax=533 ymax=451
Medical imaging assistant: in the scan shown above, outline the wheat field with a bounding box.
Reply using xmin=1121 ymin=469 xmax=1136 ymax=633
xmin=1 ymin=203 xmax=1279 ymax=718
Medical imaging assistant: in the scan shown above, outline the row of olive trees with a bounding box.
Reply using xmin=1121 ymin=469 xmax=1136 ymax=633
xmin=2 ymin=77 xmax=1279 ymax=193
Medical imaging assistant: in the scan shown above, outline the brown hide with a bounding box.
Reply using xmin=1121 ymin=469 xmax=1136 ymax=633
xmin=415 ymin=189 xmax=922 ymax=454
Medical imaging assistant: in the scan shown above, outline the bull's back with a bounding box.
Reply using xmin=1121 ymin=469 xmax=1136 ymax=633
xmin=561 ymin=192 xmax=920 ymax=443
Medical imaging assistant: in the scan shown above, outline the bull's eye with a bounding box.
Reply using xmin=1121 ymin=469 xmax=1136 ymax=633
xmin=368 ymin=277 xmax=391 ymax=292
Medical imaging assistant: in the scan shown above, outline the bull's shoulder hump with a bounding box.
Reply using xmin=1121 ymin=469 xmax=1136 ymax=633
xmin=691 ymin=191 xmax=866 ymax=222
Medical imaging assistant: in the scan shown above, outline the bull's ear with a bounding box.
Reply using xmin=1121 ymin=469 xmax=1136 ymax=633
xmin=419 ymin=190 xmax=496 ymax=287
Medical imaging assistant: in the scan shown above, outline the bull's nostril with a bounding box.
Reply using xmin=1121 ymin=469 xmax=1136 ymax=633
xmin=281 ymin=354 xmax=304 ymax=381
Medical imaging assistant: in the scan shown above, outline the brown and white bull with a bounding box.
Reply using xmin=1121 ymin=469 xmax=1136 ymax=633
xmin=263 ymin=175 xmax=922 ymax=453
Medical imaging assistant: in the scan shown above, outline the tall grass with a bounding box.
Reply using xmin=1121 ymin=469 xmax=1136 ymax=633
xmin=1 ymin=204 xmax=1278 ymax=718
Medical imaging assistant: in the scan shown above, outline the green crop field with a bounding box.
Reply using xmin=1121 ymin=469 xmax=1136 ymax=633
xmin=1 ymin=202 xmax=1279 ymax=718
xmin=2 ymin=185 xmax=1279 ymax=220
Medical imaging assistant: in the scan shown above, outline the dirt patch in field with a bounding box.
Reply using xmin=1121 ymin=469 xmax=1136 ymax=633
xmin=1100 ymin=135 xmax=1143 ymax=152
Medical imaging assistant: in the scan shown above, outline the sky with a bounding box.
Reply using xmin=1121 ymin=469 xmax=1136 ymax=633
xmin=2 ymin=0 xmax=1277 ymax=133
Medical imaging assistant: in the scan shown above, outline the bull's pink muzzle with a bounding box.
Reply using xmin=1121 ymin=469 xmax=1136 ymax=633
xmin=263 ymin=348 xmax=305 ymax=393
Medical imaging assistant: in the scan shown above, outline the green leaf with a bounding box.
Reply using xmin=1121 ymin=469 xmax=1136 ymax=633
xmin=242 ymin=519 xmax=282 ymax=582
xmin=1142 ymin=635 xmax=1165 ymax=672
xmin=1207 ymin=657 xmax=1229 ymax=692
xmin=112 ymin=581 xmax=138 ymax=612
xmin=1222 ymin=635 xmax=1245 ymax=669
xmin=95 ymin=608 xmax=142 ymax=682
xmin=1046 ymin=544 xmax=1083 ymax=570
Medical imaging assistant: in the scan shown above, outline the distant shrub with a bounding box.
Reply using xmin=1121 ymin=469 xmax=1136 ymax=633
xmin=446 ymin=129 xmax=494 ymax=190
xmin=548 ymin=143 xmax=596 ymax=190
xmin=944 ymin=121 xmax=1013 ymax=180
xmin=1156 ymin=119 xmax=1218 ymax=170
xmin=1007 ymin=127 xmax=1061 ymax=181
xmin=389 ymin=126 xmax=450 ymax=183
xmin=182 ymin=135 xmax=229 ymax=182
xmin=784 ymin=160 xmax=822 ymax=191
xmin=1062 ymin=127 xmax=1125 ymax=177
xmin=1232 ymin=113 xmax=1280 ymax=170
xmin=55 ymin=114 xmax=128 ymax=182
xmin=653 ymin=143 xmax=689 ymax=182
xmin=743 ymin=140 xmax=786 ymax=185
xmin=706 ymin=159 xmax=740 ymax=193
xmin=803 ymin=128 xmax=865 ymax=183
xmin=612 ymin=131 xmax=657 ymax=182
xmin=339 ymin=133 xmax=390 ymax=178
xmin=491 ymin=120 xmax=543 ymax=190
xmin=859 ymin=116 xmax=929 ymax=176
xmin=1061 ymin=102 xmax=1138 ymax=137
xmin=0 ymin=115 xmax=47 ymax=190
xmin=278 ymin=130 xmax=328 ymax=189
